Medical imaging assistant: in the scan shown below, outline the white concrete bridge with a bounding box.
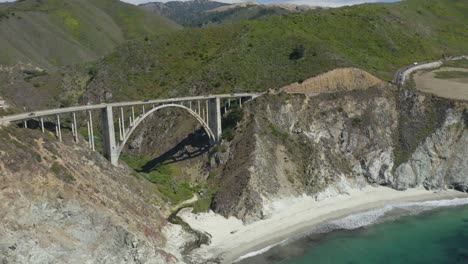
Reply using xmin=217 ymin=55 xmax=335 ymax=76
xmin=0 ymin=93 xmax=261 ymax=166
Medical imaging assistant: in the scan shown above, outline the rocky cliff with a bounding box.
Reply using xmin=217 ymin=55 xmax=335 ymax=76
xmin=0 ymin=127 xmax=183 ymax=264
xmin=212 ymin=84 xmax=468 ymax=222
xmin=1 ymin=80 xmax=467 ymax=262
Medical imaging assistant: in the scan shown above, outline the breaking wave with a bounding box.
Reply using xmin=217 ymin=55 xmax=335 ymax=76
xmin=236 ymin=197 xmax=468 ymax=262
xmin=327 ymin=197 xmax=468 ymax=230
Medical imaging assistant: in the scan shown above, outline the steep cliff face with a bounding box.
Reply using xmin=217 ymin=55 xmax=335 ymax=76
xmin=393 ymin=109 xmax=468 ymax=191
xmin=212 ymin=85 xmax=468 ymax=222
xmin=0 ymin=127 xmax=182 ymax=264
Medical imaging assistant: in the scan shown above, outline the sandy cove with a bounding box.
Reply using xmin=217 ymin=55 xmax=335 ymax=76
xmin=178 ymin=186 xmax=468 ymax=263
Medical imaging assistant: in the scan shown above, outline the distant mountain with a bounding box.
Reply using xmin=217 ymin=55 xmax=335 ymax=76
xmin=140 ymin=0 xmax=229 ymax=26
xmin=208 ymin=1 xmax=314 ymax=12
xmin=0 ymin=0 xmax=179 ymax=69
xmin=140 ymin=0 xmax=309 ymax=27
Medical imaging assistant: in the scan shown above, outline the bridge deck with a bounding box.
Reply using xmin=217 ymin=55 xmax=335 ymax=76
xmin=0 ymin=93 xmax=260 ymax=124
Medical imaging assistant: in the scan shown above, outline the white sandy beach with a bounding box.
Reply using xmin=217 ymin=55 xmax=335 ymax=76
xmin=178 ymin=186 xmax=468 ymax=263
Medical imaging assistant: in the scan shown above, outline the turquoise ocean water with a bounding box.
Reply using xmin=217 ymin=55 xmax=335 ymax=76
xmin=238 ymin=199 xmax=468 ymax=264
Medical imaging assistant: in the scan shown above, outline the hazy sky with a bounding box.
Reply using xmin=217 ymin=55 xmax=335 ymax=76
xmin=0 ymin=0 xmax=399 ymax=7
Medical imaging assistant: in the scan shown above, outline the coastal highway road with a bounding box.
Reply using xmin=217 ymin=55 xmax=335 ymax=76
xmin=392 ymin=55 xmax=468 ymax=86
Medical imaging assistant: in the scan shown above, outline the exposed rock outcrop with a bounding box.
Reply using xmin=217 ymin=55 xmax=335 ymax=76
xmin=212 ymin=86 xmax=468 ymax=222
xmin=394 ymin=109 xmax=468 ymax=191
xmin=0 ymin=127 xmax=182 ymax=264
xmin=2 ymin=82 xmax=466 ymax=262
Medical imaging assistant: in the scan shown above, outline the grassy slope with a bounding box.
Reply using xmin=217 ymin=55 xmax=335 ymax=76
xmin=443 ymin=58 xmax=468 ymax=68
xmin=434 ymin=71 xmax=468 ymax=79
xmin=85 ymin=0 xmax=468 ymax=102
xmin=0 ymin=0 xmax=179 ymax=69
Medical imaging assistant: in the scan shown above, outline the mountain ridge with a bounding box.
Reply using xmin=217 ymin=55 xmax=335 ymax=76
xmin=0 ymin=0 xmax=179 ymax=69
xmin=139 ymin=0 xmax=302 ymax=27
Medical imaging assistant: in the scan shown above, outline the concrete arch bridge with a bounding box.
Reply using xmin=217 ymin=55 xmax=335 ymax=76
xmin=0 ymin=93 xmax=261 ymax=166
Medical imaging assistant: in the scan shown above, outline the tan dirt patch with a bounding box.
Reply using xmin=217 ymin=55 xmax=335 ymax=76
xmin=280 ymin=68 xmax=384 ymax=94
xmin=414 ymin=67 xmax=468 ymax=100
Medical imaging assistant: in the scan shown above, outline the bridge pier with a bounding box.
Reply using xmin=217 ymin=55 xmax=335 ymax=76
xmin=88 ymin=111 xmax=95 ymax=151
xmin=72 ymin=113 xmax=78 ymax=142
xmin=208 ymin=97 xmax=222 ymax=144
xmin=56 ymin=115 xmax=62 ymax=142
xmin=101 ymin=106 xmax=118 ymax=166
xmin=40 ymin=118 xmax=44 ymax=133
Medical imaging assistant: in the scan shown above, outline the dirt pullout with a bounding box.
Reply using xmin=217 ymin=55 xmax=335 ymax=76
xmin=414 ymin=67 xmax=468 ymax=101
xmin=280 ymin=68 xmax=384 ymax=94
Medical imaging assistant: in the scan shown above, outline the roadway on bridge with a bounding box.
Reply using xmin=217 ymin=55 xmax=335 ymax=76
xmin=0 ymin=93 xmax=261 ymax=124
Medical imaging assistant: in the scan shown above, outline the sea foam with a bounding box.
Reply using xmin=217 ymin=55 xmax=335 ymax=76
xmin=235 ymin=197 xmax=468 ymax=262
xmin=329 ymin=197 xmax=468 ymax=230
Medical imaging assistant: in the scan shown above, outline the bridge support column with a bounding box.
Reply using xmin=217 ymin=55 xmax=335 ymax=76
xmin=40 ymin=118 xmax=44 ymax=133
xmin=208 ymin=97 xmax=222 ymax=144
xmin=57 ymin=115 xmax=62 ymax=142
xmin=72 ymin=112 xmax=78 ymax=142
xmin=101 ymin=106 xmax=118 ymax=166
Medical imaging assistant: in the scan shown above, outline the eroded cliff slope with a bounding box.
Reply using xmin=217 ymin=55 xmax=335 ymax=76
xmin=212 ymin=85 xmax=468 ymax=222
xmin=0 ymin=127 xmax=180 ymax=264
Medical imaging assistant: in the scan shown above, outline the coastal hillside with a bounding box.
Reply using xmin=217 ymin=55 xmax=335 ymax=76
xmin=0 ymin=0 xmax=467 ymax=263
xmin=57 ymin=76 xmax=468 ymax=262
xmin=1 ymin=78 xmax=467 ymax=263
xmin=81 ymin=0 xmax=468 ymax=103
xmin=0 ymin=0 xmax=179 ymax=69
xmin=0 ymin=126 xmax=186 ymax=263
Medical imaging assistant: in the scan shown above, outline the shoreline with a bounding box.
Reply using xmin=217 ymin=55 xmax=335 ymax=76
xmin=178 ymin=187 xmax=468 ymax=264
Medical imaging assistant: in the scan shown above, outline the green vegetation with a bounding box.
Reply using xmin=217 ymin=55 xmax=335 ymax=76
xmin=0 ymin=9 xmax=17 ymax=21
xmin=85 ymin=0 xmax=468 ymax=102
xmin=221 ymin=128 xmax=235 ymax=141
xmin=23 ymin=69 xmax=48 ymax=81
xmin=0 ymin=0 xmax=179 ymax=69
xmin=403 ymin=74 xmax=417 ymax=90
xmin=443 ymin=58 xmax=468 ymax=68
xmin=121 ymin=150 xmax=218 ymax=211
xmin=392 ymin=91 xmax=446 ymax=171
xmin=268 ymin=121 xmax=289 ymax=143
xmin=121 ymin=154 xmax=202 ymax=205
xmin=191 ymin=187 xmax=217 ymax=213
xmin=51 ymin=162 xmax=75 ymax=183
xmin=434 ymin=70 xmax=468 ymax=79
xmin=221 ymin=105 xmax=243 ymax=141
xmin=351 ymin=117 xmax=363 ymax=127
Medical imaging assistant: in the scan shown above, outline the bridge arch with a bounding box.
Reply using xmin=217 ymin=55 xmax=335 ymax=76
xmin=115 ymin=103 xmax=215 ymax=162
